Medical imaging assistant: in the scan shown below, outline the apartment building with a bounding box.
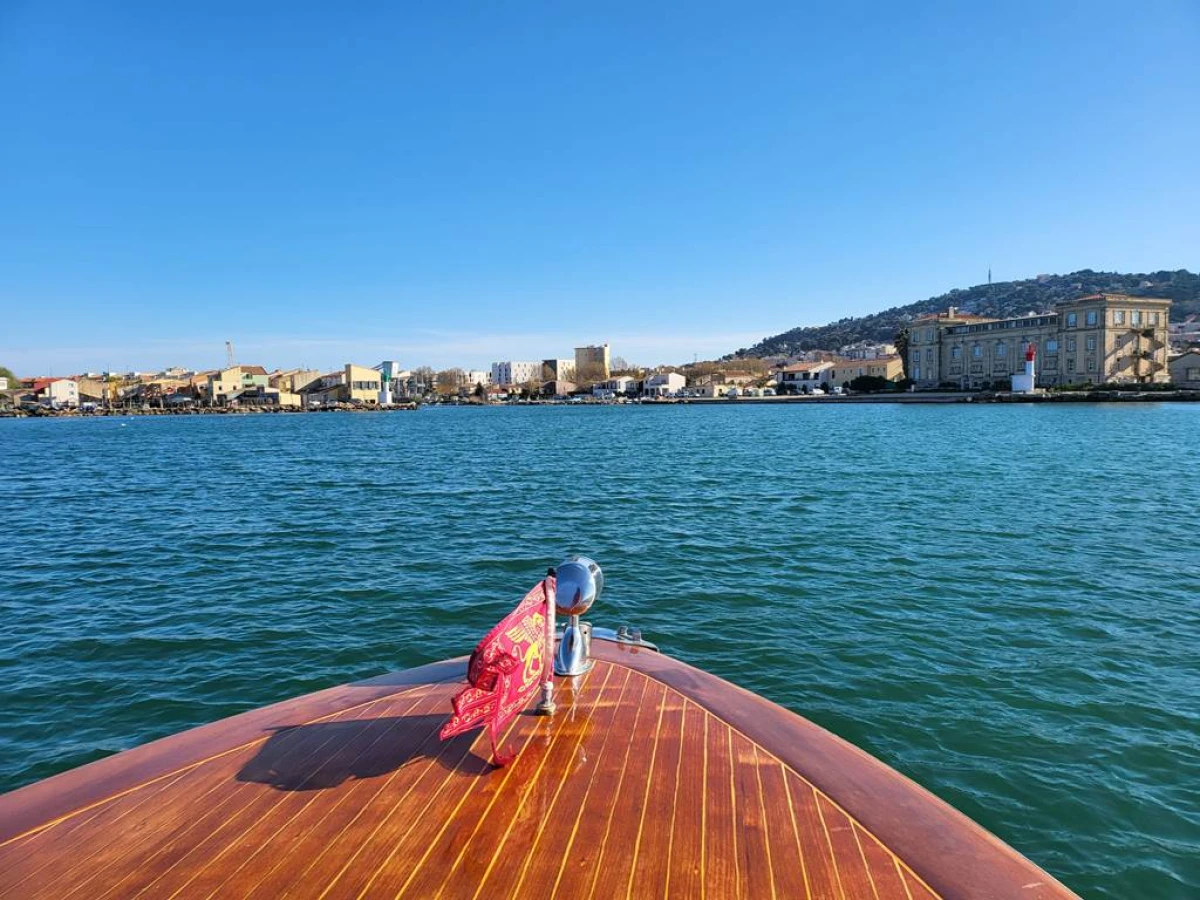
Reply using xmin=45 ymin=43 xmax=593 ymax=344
xmin=490 ymin=361 xmax=541 ymax=387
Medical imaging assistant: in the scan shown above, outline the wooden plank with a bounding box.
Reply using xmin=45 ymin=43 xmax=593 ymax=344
xmin=627 ymin=695 xmax=686 ymax=897
xmin=785 ymin=771 xmax=845 ymax=900
xmin=508 ymin=667 xmax=636 ymax=898
xmin=581 ymin=679 xmax=667 ymax=899
xmin=701 ymin=712 xmax=740 ymax=898
xmin=546 ymin=673 xmax=651 ymax=900
xmin=664 ymin=702 xmax=705 ymax=900
xmin=856 ymin=823 xmax=915 ymax=899
xmin=817 ymin=792 xmax=879 ymax=900
xmin=475 ymin=667 xmax=631 ymax=899
xmin=904 ymin=869 xmax=942 ymax=900
xmin=758 ymin=757 xmax=810 ymax=900
xmin=733 ymin=735 xmax=776 ymax=899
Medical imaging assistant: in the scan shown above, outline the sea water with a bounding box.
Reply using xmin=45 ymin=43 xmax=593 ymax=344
xmin=2 ymin=404 xmax=1197 ymax=898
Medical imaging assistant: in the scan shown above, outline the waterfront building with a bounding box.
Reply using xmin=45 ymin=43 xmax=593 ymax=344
xmin=644 ymin=372 xmax=685 ymax=397
xmin=777 ymin=361 xmax=834 ymax=390
xmin=269 ymin=369 xmax=323 ymax=394
xmin=907 ymin=295 xmax=1172 ymax=390
xmin=29 ymin=378 xmax=79 ymax=408
xmin=300 ymin=364 xmax=382 ymax=406
xmin=593 ymin=376 xmax=635 ymax=397
xmin=205 ymin=366 xmax=269 ymax=405
xmin=574 ymin=344 xmax=611 ymax=380
xmin=824 ymin=356 xmax=904 ymax=386
xmin=464 ymin=370 xmax=491 ymax=388
xmin=1169 ymin=351 xmax=1200 ymax=389
xmin=490 ymin=361 xmax=541 ymax=387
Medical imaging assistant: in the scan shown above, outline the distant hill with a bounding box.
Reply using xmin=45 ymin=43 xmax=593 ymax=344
xmin=728 ymin=269 xmax=1200 ymax=358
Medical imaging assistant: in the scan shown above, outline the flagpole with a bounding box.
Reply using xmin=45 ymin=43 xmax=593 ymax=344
xmin=536 ymin=568 xmax=556 ymax=716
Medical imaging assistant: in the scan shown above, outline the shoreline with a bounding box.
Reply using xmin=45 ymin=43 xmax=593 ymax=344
xmin=4 ymin=390 xmax=1200 ymax=418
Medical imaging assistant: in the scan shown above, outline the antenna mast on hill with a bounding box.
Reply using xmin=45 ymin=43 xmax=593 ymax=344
xmin=226 ymin=341 xmax=236 ymax=368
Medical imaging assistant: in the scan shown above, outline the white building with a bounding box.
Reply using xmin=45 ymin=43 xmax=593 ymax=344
xmin=644 ymin=372 xmax=685 ymax=397
xmin=777 ymin=361 xmax=834 ymax=391
xmin=465 ymin=370 xmax=491 ymax=387
xmin=593 ymin=376 xmax=635 ymax=397
xmin=490 ymin=361 xmax=541 ymax=387
xmin=39 ymin=378 xmax=80 ymax=408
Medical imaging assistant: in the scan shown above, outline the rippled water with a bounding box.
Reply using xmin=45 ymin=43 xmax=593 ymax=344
xmin=2 ymin=405 xmax=1198 ymax=898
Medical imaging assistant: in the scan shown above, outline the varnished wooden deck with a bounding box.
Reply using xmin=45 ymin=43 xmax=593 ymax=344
xmin=0 ymin=643 xmax=1077 ymax=899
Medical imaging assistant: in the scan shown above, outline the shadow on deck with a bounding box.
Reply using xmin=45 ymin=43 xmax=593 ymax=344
xmin=236 ymin=714 xmax=490 ymax=791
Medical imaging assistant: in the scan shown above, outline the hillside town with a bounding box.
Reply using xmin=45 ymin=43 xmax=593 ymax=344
xmin=4 ymin=295 xmax=1199 ymax=415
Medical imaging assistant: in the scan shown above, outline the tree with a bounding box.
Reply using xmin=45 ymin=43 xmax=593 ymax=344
xmin=849 ymin=375 xmax=889 ymax=393
xmin=894 ymin=330 xmax=910 ymax=379
xmin=435 ymin=368 xmax=465 ymax=395
xmin=572 ymin=362 xmax=607 ymax=388
xmin=472 ymin=382 xmax=486 ymax=401
xmin=0 ymin=365 xmax=19 ymax=385
xmin=411 ymin=366 xmax=435 ymax=396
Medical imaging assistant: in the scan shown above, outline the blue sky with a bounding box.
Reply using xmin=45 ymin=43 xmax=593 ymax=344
xmin=2 ymin=1 xmax=1197 ymax=374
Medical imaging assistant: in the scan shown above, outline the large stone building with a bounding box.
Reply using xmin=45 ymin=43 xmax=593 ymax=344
xmin=907 ymin=295 xmax=1171 ymax=390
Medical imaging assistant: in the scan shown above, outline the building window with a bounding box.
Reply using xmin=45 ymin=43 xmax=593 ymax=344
xmin=973 ymin=345 xmax=982 ymax=358
xmin=951 ymin=346 xmax=962 ymax=359
xmin=1132 ymin=310 xmax=1142 ymax=325
xmin=1086 ymin=336 xmax=1096 ymax=351
xmin=1067 ymin=312 xmax=1078 ymax=327
xmin=1114 ymin=310 xmax=1125 ymax=325
xmin=925 ymin=349 xmax=933 ymax=362
xmin=1067 ymin=357 xmax=1075 ymax=371
xmin=927 ymin=328 xmax=935 ymax=342
xmin=1086 ymin=310 xmax=1098 ymax=326
xmin=995 ymin=343 xmax=1007 ymax=357
xmin=1151 ymin=312 xmax=1159 ymax=325
xmin=1087 ymin=357 xmax=1096 ymax=371
xmin=914 ymin=366 xmax=921 ymax=380
xmin=1046 ymin=339 xmax=1058 ymax=353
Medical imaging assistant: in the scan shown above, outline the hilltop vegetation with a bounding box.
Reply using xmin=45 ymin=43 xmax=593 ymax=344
xmin=728 ymin=269 xmax=1200 ymax=358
